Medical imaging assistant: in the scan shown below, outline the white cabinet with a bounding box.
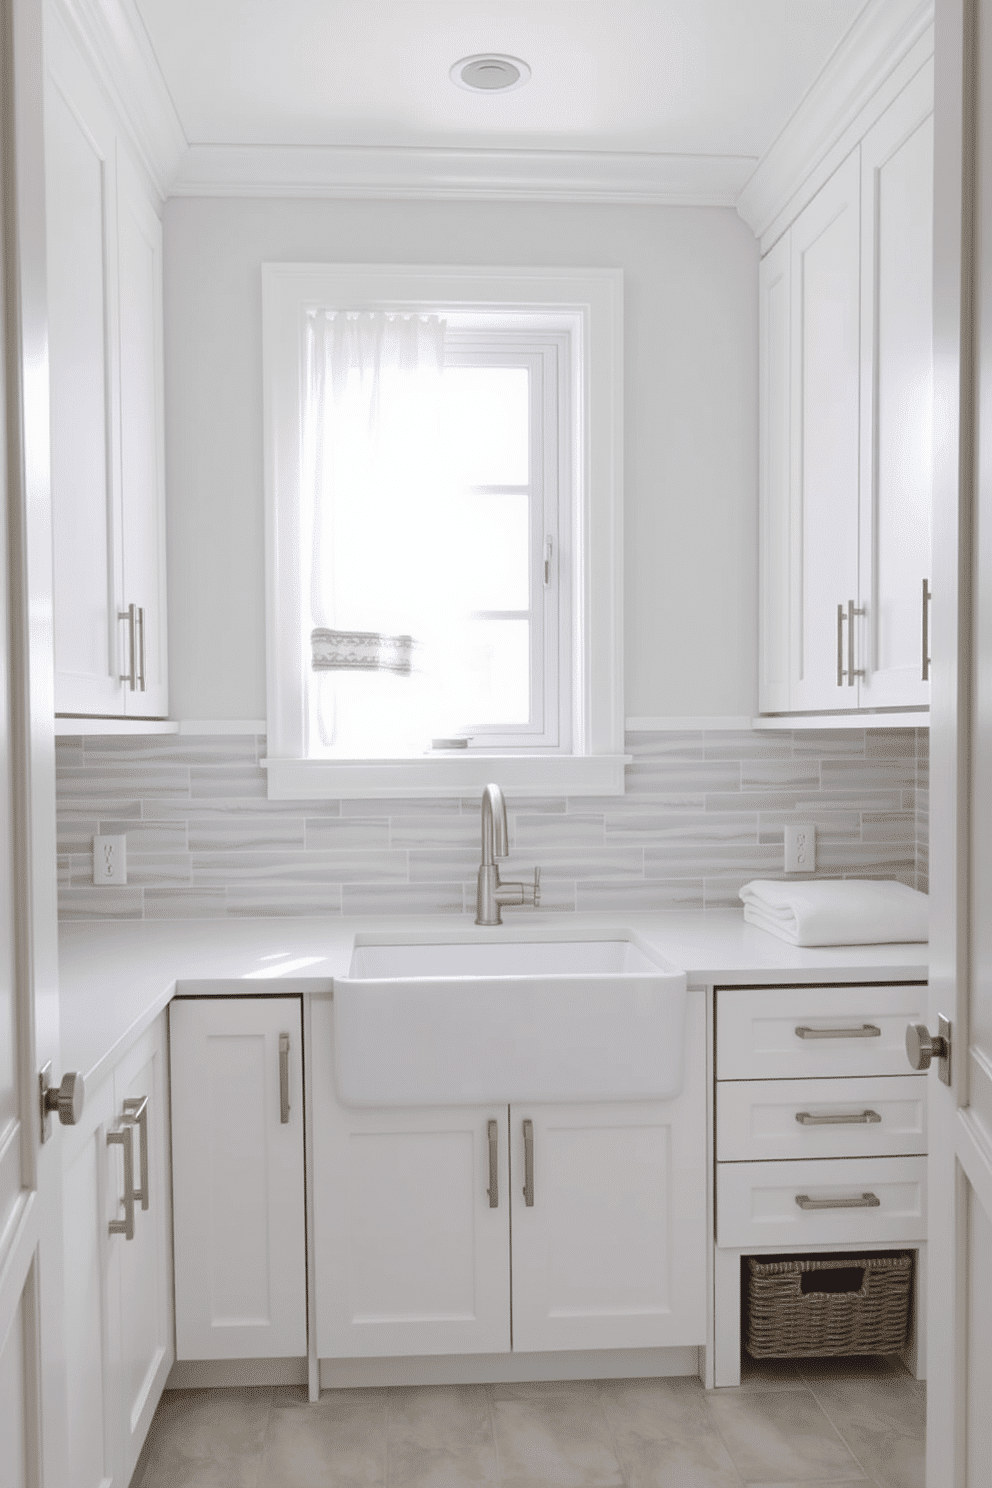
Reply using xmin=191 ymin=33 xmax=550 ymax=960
xmin=169 ymin=997 xmax=307 ymax=1360
xmin=313 ymin=994 xmax=706 ymax=1362
xmin=45 ymin=11 xmax=168 ymax=720
xmin=62 ymin=1014 xmax=173 ymax=1488
xmin=757 ymin=62 xmax=933 ymax=717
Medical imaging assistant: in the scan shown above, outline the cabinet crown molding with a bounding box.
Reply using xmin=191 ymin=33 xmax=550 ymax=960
xmin=737 ymin=0 xmax=934 ymax=246
xmin=51 ymin=0 xmax=186 ymax=202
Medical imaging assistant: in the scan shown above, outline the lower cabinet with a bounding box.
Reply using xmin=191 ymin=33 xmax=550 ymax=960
xmin=169 ymin=997 xmax=307 ymax=1360
xmin=62 ymin=1014 xmax=173 ymax=1488
xmin=313 ymin=995 xmax=706 ymax=1360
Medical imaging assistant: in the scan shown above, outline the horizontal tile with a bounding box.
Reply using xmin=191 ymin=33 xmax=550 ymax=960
xmin=342 ymin=883 xmax=466 ymax=915
xmin=860 ymin=813 xmax=916 ymax=843
xmin=189 ymin=764 xmax=267 ymax=798
xmin=81 ymin=734 xmax=258 ymax=764
xmin=407 ymin=848 xmax=479 ymax=882
xmin=646 ymin=844 xmax=783 ymax=878
xmin=865 ymin=728 xmax=918 ymax=759
xmin=703 ymin=735 xmax=792 ymax=760
xmin=704 ymin=791 xmax=833 ymax=814
xmin=343 ymin=797 xmax=460 ymax=816
xmin=513 ymin=814 xmax=606 ymax=850
xmin=54 ymin=740 xmax=84 ymax=768
xmin=57 ymin=856 xmax=71 ymax=888
xmin=705 ymin=875 xmax=772 ymax=908
xmin=226 ymin=885 xmax=344 ymax=917
xmin=626 ymin=761 xmax=741 ymax=796
xmin=305 ymin=818 xmax=390 ymax=851
xmin=820 ymin=760 xmax=916 ymax=791
xmin=119 ymin=852 xmax=193 ymax=886
xmin=191 ymin=850 xmax=409 ymax=885
xmin=388 ymin=815 xmax=480 ymax=848
xmin=791 ymin=729 xmax=866 ymax=756
xmin=56 ymin=818 xmax=100 ymax=853
xmin=153 ymin=796 xmax=323 ymax=819
xmin=815 ymin=842 xmax=917 ymax=872
xmin=57 ymin=765 xmax=191 ymax=798
xmin=59 ymin=887 xmax=143 ymax=920
xmin=190 ymin=817 xmax=306 ymax=852
xmin=105 ymin=821 xmax=189 ymax=853
xmin=521 ymin=846 xmax=644 ymax=880
xmin=741 ymin=760 xmax=820 ymax=789
xmin=576 ymin=880 xmax=705 ymax=912
xmin=625 ymin=731 xmax=705 ymax=760
xmin=606 ymin=811 xmax=759 ymax=843
xmin=143 ymin=888 xmax=228 ymax=918
xmin=57 ymin=797 xmax=143 ymax=821
xmin=582 ymin=792 xmax=707 ymax=816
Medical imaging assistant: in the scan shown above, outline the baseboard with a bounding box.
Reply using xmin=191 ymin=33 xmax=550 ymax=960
xmin=318 ymin=1345 xmax=700 ymax=1390
xmin=165 ymin=1357 xmax=308 ymax=1389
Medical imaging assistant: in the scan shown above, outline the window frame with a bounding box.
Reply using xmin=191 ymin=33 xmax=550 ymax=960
xmin=261 ymin=262 xmax=625 ymax=798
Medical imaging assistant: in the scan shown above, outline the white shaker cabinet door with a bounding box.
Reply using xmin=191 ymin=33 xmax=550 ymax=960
xmin=112 ymin=1018 xmax=173 ymax=1485
xmin=116 ymin=146 xmax=168 ymax=719
xmin=170 ymin=998 xmax=307 ymax=1360
xmin=858 ymin=62 xmax=934 ymax=708
xmin=45 ymin=23 xmax=125 ymax=717
xmin=312 ymin=1000 xmax=511 ymax=1360
xmin=789 ymin=149 xmax=862 ymax=712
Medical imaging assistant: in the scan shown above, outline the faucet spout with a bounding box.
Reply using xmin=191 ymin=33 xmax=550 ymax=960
xmin=480 ymin=782 xmax=508 ymax=866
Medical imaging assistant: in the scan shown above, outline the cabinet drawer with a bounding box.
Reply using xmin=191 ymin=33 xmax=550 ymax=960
xmin=716 ymin=984 xmax=928 ymax=1081
xmin=717 ymin=1075 xmax=927 ymax=1162
xmin=717 ymin=1155 xmax=926 ymax=1249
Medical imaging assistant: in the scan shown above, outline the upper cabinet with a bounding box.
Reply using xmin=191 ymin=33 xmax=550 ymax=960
xmin=45 ymin=11 xmax=168 ymax=720
xmin=758 ymin=61 xmax=934 ymax=719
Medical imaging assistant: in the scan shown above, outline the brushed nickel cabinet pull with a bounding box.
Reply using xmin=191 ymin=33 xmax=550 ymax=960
xmin=522 ymin=1119 xmax=534 ymax=1207
xmin=795 ymin=1109 xmax=882 ymax=1126
xmin=123 ymin=1095 xmax=149 ymax=1209
xmin=837 ymin=600 xmax=865 ymax=686
xmin=279 ymin=1034 xmax=290 ymax=1123
xmin=837 ymin=603 xmax=845 ymax=686
xmin=137 ymin=605 xmax=146 ymax=692
xmin=487 ymin=1119 xmax=498 ymax=1208
xmin=922 ymin=579 xmax=931 ymax=681
xmin=795 ymin=1191 xmax=881 ymax=1211
xmin=119 ymin=603 xmax=137 ymax=689
xmin=794 ymin=1023 xmax=881 ymax=1040
xmin=108 ymin=1123 xmax=136 ymax=1240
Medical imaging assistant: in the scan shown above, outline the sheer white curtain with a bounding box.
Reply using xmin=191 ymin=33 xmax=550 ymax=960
xmin=301 ymin=310 xmax=456 ymax=755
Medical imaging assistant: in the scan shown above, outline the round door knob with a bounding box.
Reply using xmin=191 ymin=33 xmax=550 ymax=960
xmin=905 ymin=1023 xmax=947 ymax=1072
xmin=45 ymin=1070 xmax=85 ymax=1126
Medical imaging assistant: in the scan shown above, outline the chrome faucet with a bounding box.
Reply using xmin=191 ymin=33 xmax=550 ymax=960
xmin=476 ymin=783 xmax=541 ymax=926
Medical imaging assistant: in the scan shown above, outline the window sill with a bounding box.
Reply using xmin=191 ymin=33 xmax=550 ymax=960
xmin=261 ymin=754 xmax=631 ymax=800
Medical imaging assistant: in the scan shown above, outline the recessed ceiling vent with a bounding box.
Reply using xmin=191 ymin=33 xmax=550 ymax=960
xmin=450 ymin=54 xmax=531 ymax=93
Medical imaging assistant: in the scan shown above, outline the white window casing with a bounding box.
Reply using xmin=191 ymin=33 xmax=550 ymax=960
xmin=261 ymin=263 xmax=626 ymax=798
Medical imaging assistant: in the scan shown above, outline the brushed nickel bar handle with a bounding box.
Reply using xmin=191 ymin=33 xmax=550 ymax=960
xmin=122 ymin=1095 xmax=149 ymax=1209
xmin=279 ymin=1034 xmax=290 ymax=1124
xmin=795 ymin=1109 xmax=882 ymax=1126
xmin=522 ymin=1118 xmax=534 ymax=1207
xmin=847 ymin=598 xmax=856 ymax=686
xmin=922 ymin=579 xmax=931 ymax=681
xmin=837 ymin=603 xmax=845 ymax=686
xmin=118 ymin=603 xmax=137 ymax=690
xmin=137 ymin=605 xmax=146 ymax=692
xmin=107 ymin=1124 xmax=136 ymax=1240
xmin=487 ymin=1119 xmax=498 ymax=1208
xmin=795 ymin=1191 xmax=880 ymax=1211
xmin=795 ymin=1024 xmax=881 ymax=1040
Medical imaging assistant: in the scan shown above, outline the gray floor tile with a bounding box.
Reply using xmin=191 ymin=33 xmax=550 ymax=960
xmin=491 ymin=1381 xmax=624 ymax=1488
xmin=705 ymin=1388 xmax=866 ymax=1484
xmin=258 ymin=1386 xmax=388 ymax=1488
xmin=387 ymin=1384 xmax=498 ymax=1488
xmin=136 ymin=1387 xmax=272 ymax=1488
xmin=600 ymin=1376 xmax=744 ymax=1486
xmin=808 ymin=1376 xmax=925 ymax=1488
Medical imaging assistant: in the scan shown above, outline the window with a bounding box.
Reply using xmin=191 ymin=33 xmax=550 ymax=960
xmin=262 ymin=264 xmax=624 ymax=797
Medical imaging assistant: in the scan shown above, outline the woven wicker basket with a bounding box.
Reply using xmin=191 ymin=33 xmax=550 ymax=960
xmin=745 ymin=1253 xmax=913 ymax=1359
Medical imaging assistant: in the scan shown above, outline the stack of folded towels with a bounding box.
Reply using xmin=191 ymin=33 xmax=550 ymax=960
xmin=739 ymin=878 xmax=929 ymax=947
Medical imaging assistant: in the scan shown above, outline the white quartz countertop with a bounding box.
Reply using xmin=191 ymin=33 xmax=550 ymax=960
xmin=58 ymin=911 xmax=929 ymax=1092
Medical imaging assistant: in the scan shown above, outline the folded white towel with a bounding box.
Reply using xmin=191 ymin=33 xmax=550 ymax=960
xmin=738 ymin=878 xmax=928 ymax=947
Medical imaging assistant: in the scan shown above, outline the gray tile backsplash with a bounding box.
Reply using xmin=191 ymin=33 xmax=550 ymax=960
xmin=55 ymin=728 xmax=930 ymax=920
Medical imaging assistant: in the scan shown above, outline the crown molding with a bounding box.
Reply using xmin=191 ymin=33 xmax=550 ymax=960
xmin=736 ymin=0 xmax=934 ymax=246
xmin=168 ymin=143 xmax=756 ymax=206
xmin=51 ymin=0 xmax=186 ymax=203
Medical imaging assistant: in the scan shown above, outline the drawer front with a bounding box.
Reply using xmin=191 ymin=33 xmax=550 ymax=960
xmin=717 ymin=1155 xmax=926 ymax=1249
xmin=716 ymin=984 xmax=928 ymax=1081
xmin=717 ymin=1075 xmax=928 ymax=1162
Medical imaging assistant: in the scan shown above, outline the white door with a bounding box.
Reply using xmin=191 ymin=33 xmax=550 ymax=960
xmin=926 ymin=3 xmax=992 ymax=1481
xmin=858 ymin=62 xmax=934 ymax=709
xmin=0 ymin=0 xmax=69 ymax=1484
xmin=170 ymin=997 xmax=307 ymax=1360
xmin=789 ymin=149 xmax=862 ymax=712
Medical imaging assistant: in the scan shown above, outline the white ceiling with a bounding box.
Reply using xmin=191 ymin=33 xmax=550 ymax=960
xmin=134 ymin=0 xmax=870 ymax=160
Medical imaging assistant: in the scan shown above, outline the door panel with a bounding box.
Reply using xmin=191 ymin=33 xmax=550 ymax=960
xmin=0 ymin=1293 xmax=28 ymax=1488
xmin=859 ymin=64 xmax=934 ymax=707
xmin=789 ymin=150 xmax=862 ymax=711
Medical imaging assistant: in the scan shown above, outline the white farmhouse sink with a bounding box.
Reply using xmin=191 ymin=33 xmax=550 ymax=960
xmin=332 ymin=930 xmax=688 ymax=1107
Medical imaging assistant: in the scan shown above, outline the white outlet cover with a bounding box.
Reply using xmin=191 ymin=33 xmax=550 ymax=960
xmin=93 ymin=834 xmax=127 ymax=886
xmin=784 ymin=822 xmax=815 ymax=874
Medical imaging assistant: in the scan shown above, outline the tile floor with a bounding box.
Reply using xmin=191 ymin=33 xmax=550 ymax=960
xmin=133 ymin=1356 xmax=925 ymax=1488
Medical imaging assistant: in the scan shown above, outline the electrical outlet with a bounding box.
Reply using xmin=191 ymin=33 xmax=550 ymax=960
xmin=93 ymin=834 xmax=127 ymax=886
xmin=784 ymin=822 xmax=815 ymax=874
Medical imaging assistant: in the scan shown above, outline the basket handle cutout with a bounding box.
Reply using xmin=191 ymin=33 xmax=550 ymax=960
xmin=799 ymin=1266 xmax=866 ymax=1296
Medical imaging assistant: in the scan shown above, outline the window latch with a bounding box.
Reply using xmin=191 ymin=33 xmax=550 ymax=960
xmin=544 ymin=538 xmax=553 ymax=587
